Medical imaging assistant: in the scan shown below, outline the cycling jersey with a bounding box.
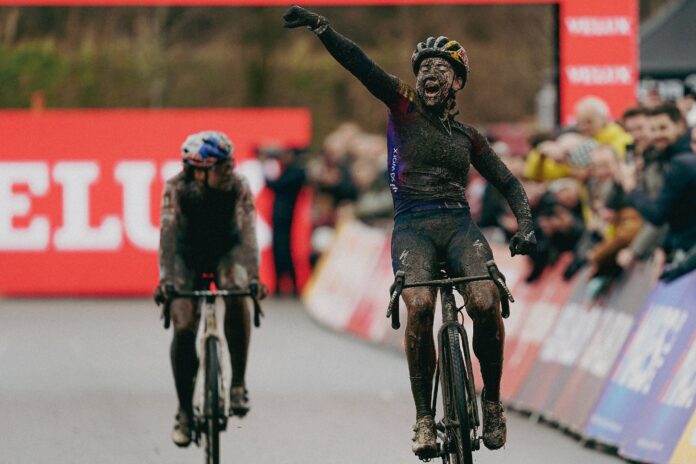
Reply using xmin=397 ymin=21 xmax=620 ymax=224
xmin=317 ymin=26 xmax=532 ymax=222
xmin=159 ymin=170 xmax=259 ymax=284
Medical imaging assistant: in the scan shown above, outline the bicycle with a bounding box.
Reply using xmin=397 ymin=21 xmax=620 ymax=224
xmin=162 ymin=275 xmax=264 ymax=464
xmin=387 ymin=260 xmax=513 ymax=464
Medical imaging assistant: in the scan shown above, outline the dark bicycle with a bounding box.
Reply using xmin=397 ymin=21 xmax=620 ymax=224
xmin=162 ymin=275 xmax=263 ymax=464
xmin=387 ymin=260 xmax=513 ymax=464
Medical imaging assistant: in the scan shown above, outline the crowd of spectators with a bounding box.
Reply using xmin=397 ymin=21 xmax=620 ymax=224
xmin=257 ymin=123 xmax=392 ymax=292
xmin=262 ymin=89 xmax=696 ymax=297
xmin=480 ymin=92 xmax=696 ymax=298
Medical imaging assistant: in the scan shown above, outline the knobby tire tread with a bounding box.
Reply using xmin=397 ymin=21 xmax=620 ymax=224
xmin=446 ymin=326 xmax=474 ymax=464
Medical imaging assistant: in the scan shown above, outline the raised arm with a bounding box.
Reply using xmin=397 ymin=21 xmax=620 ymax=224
xmin=283 ymin=5 xmax=401 ymax=107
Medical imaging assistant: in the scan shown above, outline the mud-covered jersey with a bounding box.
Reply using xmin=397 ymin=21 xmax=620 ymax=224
xmin=317 ymin=26 xmax=532 ymax=221
xmin=158 ymin=170 xmax=259 ymax=282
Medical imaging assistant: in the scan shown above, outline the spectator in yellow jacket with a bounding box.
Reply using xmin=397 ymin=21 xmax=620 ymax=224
xmin=575 ymin=95 xmax=633 ymax=158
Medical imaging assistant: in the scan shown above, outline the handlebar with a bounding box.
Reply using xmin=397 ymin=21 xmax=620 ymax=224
xmin=386 ymin=260 xmax=514 ymax=330
xmin=163 ymin=285 xmax=264 ymax=328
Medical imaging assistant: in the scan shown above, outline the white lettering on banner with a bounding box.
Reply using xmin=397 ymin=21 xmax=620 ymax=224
xmin=636 ymin=439 xmax=664 ymax=451
xmin=565 ymin=66 xmax=632 ymax=86
xmin=661 ymin=338 xmax=696 ymax=409
xmin=114 ymin=161 xmax=159 ymax=250
xmin=578 ymin=310 xmax=635 ymax=378
xmin=589 ymin=415 xmax=623 ymax=433
xmin=0 ymin=160 xmax=268 ymax=253
xmin=519 ymin=303 xmax=561 ymax=343
xmin=565 ymin=16 xmax=631 ymax=36
xmin=0 ymin=162 xmax=50 ymax=250
xmin=613 ymin=305 xmax=688 ymax=394
xmin=539 ymin=303 xmax=602 ymax=366
xmin=53 ymin=161 xmax=122 ymax=250
xmin=161 ymin=161 xmax=181 ymax=182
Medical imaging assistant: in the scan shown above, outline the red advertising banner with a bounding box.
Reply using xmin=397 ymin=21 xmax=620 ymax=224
xmin=559 ymin=0 xmax=638 ymax=123
xmin=0 ymin=109 xmax=311 ymax=296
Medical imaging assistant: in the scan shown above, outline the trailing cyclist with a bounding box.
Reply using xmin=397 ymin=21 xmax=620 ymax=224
xmin=283 ymin=6 xmax=536 ymax=459
xmin=154 ymin=131 xmax=266 ymax=447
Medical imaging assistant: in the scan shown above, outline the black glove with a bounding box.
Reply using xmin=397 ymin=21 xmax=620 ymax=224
xmin=510 ymin=221 xmax=537 ymax=257
xmin=283 ymin=5 xmax=328 ymax=30
xmin=249 ymin=279 xmax=269 ymax=300
xmin=153 ymin=283 xmax=174 ymax=305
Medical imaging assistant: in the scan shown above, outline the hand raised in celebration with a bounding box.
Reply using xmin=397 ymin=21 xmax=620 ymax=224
xmin=283 ymin=5 xmax=327 ymax=30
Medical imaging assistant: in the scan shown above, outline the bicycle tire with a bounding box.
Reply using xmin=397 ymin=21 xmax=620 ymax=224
xmin=204 ymin=337 xmax=221 ymax=464
xmin=442 ymin=326 xmax=474 ymax=464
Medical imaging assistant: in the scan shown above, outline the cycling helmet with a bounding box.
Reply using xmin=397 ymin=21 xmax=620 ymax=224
xmin=411 ymin=36 xmax=470 ymax=85
xmin=181 ymin=131 xmax=234 ymax=168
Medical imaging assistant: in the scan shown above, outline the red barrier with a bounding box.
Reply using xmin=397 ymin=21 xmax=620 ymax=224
xmin=501 ymin=254 xmax=576 ymax=404
xmin=0 ymin=109 xmax=311 ymax=296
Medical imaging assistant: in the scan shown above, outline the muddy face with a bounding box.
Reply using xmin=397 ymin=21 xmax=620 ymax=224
xmin=416 ymin=57 xmax=458 ymax=109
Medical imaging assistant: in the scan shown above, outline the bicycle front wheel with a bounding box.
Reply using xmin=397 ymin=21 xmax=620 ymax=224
xmin=441 ymin=326 xmax=474 ymax=464
xmin=204 ymin=337 xmax=221 ymax=464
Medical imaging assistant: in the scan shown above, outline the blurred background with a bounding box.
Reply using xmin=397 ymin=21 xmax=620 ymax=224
xmin=2 ymin=0 xmax=696 ymax=463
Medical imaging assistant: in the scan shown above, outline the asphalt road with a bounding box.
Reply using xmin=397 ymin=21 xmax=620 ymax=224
xmin=0 ymin=298 xmax=621 ymax=464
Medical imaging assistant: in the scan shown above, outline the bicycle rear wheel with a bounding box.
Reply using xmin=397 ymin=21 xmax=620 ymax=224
xmin=441 ymin=326 xmax=474 ymax=464
xmin=204 ymin=337 xmax=221 ymax=464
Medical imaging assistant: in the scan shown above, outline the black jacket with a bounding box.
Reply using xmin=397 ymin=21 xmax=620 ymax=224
xmin=628 ymin=133 xmax=696 ymax=251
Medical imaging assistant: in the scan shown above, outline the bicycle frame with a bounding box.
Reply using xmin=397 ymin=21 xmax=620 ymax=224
xmin=386 ymin=260 xmax=513 ymax=462
xmin=166 ymin=284 xmax=263 ymax=451
xmin=193 ymin=292 xmax=228 ymax=438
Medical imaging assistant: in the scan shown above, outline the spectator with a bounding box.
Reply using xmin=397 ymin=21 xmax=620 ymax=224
xmin=677 ymin=86 xmax=696 ymax=127
xmin=621 ymin=106 xmax=652 ymax=161
xmin=575 ymin=95 xmax=633 ymax=158
xmin=562 ymin=145 xmax=622 ymax=280
xmin=259 ymin=145 xmax=308 ymax=295
xmin=586 ymin=194 xmax=642 ymax=279
xmin=620 ymin=103 xmax=696 ymax=281
xmin=523 ymin=132 xmax=570 ymax=182
xmin=615 ymin=108 xmax=668 ymax=269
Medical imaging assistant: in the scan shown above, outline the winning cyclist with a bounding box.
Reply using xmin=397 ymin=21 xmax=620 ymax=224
xmin=154 ymin=131 xmax=266 ymax=447
xmin=283 ymin=6 xmax=536 ymax=458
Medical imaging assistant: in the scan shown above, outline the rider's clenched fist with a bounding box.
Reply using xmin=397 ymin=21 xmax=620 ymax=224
xmin=283 ymin=5 xmax=328 ymax=30
xmin=509 ymin=220 xmax=537 ymax=256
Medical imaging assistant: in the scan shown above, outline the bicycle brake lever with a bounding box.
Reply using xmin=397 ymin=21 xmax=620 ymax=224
xmin=387 ymin=271 xmax=405 ymax=330
xmin=485 ymin=261 xmax=514 ymax=319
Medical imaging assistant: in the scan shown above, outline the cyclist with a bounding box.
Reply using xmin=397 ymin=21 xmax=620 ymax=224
xmin=154 ymin=131 xmax=267 ymax=447
xmin=283 ymin=6 xmax=536 ymax=458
